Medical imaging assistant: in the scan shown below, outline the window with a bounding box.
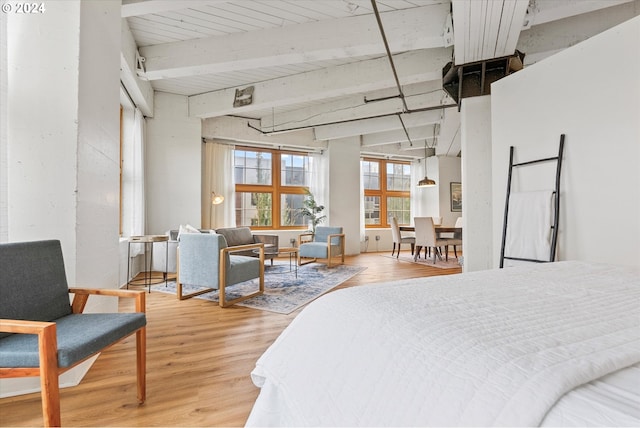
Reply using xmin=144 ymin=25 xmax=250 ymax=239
xmin=362 ymin=158 xmax=411 ymax=227
xmin=234 ymin=147 xmax=311 ymax=229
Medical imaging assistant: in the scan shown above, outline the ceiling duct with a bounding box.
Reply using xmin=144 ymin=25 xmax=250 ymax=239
xmin=442 ymin=50 xmax=525 ymax=105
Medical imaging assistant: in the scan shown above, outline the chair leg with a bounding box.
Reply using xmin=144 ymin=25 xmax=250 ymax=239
xmin=454 ymin=245 xmax=458 ymax=258
xmin=432 ymin=247 xmax=437 ymax=264
xmin=396 ymin=243 xmax=400 ymax=258
xmin=136 ymin=327 xmax=146 ymax=404
xmin=391 ymin=243 xmax=396 ymax=256
xmin=411 ymin=243 xmax=415 ymax=255
xmin=414 ymin=246 xmax=422 ymax=261
xmin=39 ymin=324 xmax=61 ymax=428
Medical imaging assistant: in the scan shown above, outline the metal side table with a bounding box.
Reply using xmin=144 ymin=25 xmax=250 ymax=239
xmin=126 ymin=235 xmax=169 ymax=292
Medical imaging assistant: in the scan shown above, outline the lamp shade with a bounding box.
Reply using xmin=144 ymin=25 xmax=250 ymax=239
xmin=211 ymin=192 xmax=225 ymax=205
xmin=417 ymin=177 xmax=436 ymax=187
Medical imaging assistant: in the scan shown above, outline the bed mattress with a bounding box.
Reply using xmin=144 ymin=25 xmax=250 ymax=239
xmin=247 ymin=261 xmax=640 ymax=427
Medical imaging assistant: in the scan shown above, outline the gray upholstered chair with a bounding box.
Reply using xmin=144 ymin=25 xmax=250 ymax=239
xmin=413 ymin=217 xmax=451 ymax=263
xmin=176 ymin=233 xmax=264 ymax=306
xmin=0 ymin=240 xmax=147 ymax=427
xmin=298 ymin=226 xmax=345 ymax=267
xmin=390 ymin=216 xmax=415 ymax=258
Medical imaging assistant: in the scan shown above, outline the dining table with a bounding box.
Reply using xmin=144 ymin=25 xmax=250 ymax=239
xmin=399 ymin=225 xmax=462 ymax=235
xmin=399 ymin=225 xmax=462 ymax=261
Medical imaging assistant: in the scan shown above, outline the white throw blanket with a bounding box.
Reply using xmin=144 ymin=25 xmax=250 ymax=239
xmin=504 ymin=190 xmax=554 ymax=264
xmin=247 ymin=262 xmax=640 ymax=427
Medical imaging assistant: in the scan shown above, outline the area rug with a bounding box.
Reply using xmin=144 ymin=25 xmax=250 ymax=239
xmin=382 ymin=253 xmax=462 ymax=269
xmin=151 ymin=262 xmax=366 ymax=314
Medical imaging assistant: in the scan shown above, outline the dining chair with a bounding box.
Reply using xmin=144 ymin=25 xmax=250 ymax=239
xmin=414 ymin=217 xmax=451 ymax=263
xmin=448 ymin=217 xmax=463 ymax=259
xmin=390 ymin=216 xmax=415 ymax=258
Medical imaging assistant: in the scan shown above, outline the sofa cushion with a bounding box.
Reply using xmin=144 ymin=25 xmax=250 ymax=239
xmin=216 ymin=227 xmax=254 ymax=247
xmin=177 ymin=224 xmax=201 ymax=241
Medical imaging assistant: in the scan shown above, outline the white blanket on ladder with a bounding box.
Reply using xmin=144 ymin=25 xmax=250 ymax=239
xmin=505 ymin=190 xmax=554 ymax=263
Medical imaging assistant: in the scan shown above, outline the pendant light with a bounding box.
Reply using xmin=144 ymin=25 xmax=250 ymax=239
xmin=417 ymin=138 xmax=436 ymax=187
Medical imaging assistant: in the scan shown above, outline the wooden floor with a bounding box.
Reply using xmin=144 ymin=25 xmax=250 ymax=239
xmin=0 ymin=251 xmax=461 ymax=427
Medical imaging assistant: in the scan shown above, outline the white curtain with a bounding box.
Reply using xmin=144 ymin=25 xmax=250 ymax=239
xmin=122 ymin=107 xmax=146 ymax=255
xmin=309 ymin=151 xmax=329 ymax=224
xmin=203 ymin=141 xmax=235 ymax=229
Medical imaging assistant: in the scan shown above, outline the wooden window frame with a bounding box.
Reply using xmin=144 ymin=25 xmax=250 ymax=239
xmin=234 ymin=146 xmax=310 ymax=230
xmin=362 ymin=157 xmax=411 ymax=228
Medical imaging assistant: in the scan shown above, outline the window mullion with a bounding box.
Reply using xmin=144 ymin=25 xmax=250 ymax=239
xmin=273 ymin=152 xmax=281 ymax=229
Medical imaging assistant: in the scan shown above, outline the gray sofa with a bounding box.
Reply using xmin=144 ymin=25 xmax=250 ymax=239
xmin=215 ymin=227 xmax=279 ymax=264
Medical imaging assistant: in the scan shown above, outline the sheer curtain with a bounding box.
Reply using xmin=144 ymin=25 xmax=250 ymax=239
xmin=122 ymin=107 xmax=146 ymax=255
xmin=309 ymin=151 xmax=329 ymax=224
xmin=359 ymin=158 xmax=365 ymax=242
xmin=203 ymin=141 xmax=234 ymax=229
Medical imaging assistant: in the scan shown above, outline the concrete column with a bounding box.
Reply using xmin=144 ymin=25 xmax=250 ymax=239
xmin=4 ymin=0 xmax=121 ymax=395
xmin=328 ymin=137 xmax=361 ymax=255
xmin=460 ymin=96 xmax=493 ymax=272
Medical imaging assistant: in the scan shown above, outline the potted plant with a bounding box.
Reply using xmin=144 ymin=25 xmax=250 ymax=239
xmin=299 ymin=189 xmax=326 ymax=234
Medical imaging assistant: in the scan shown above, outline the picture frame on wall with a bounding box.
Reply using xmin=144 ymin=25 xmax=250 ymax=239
xmin=450 ymin=182 xmax=462 ymax=212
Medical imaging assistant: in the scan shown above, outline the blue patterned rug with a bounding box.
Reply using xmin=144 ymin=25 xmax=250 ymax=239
xmin=151 ymin=262 xmax=366 ymax=314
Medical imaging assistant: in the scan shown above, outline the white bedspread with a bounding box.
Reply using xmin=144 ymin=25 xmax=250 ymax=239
xmin=247 ymin=261 xmax=640 ymax=427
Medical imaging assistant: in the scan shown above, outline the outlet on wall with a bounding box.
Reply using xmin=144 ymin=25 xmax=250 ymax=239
xmin=375 ymin=235 xmax=380 ymax=241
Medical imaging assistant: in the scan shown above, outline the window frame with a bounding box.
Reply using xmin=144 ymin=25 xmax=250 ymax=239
xmin=234 ymin=146 xmax=311 ymax=230
xmin=362 ymin=157 xmax=411 ymax=228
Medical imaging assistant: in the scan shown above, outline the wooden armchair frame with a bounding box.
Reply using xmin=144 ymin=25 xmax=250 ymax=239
xmin=219 ymin=243 xmax=265 ymax=307
xmin=0 ymin=288 xmax=146 ymax=427
xmin=176 ymin=241 xmax=265 ymax=306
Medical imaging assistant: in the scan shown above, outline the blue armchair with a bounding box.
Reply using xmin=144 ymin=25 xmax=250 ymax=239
xmin=298 ymin=226 xmax=345 ymax=267
xmin=0 ymin=240 xmax=147 ymax=427
xmin=177 ymin=233 xmax=264 ymax=307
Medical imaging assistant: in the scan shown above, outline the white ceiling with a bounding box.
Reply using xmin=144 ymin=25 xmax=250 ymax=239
xmin=121 ymin=0 xmax=639 ymax=159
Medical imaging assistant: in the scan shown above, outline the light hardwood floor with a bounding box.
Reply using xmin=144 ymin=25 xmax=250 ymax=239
xmin=0 ymin=251 xmax=461 ymax=427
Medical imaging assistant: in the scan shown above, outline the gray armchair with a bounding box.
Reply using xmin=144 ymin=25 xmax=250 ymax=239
xmin=177 ymin=233 xmax=264 ymax=307
xmin=0 ymin=240 xmax=146 ymax=427
xmin=298 ymin=226 xmax=345 ymax=267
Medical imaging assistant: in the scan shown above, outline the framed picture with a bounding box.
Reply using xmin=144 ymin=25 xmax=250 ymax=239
xmin=450 ymin=182 xmax=462 ymax=212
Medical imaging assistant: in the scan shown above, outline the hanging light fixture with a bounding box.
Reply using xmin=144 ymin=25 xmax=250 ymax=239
xmin=211 ymin=191 xmax=225 ymax=205
xmin=417 ymin=138 xmax=436 ymax=187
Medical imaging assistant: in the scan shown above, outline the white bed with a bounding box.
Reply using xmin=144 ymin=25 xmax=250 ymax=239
xmin=246 ymin=261 xmax=640 ymax=427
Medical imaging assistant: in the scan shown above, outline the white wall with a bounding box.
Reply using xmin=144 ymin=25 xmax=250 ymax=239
xmin=145 ymin=92 xmax=202 ymax=234
xmin=413 ymin=156 xmax=461 ymax=226
xmin=491 ymin=16 xmax=640 ymax=268
xmin=436 ymin=156 xmax=462 ymax=226
xmin=461 ymin=96 xmax=493 ymax=272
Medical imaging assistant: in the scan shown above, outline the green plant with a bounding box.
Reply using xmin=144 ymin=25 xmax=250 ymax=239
xmin=299 ymin=189 xmax=326 ymax=233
